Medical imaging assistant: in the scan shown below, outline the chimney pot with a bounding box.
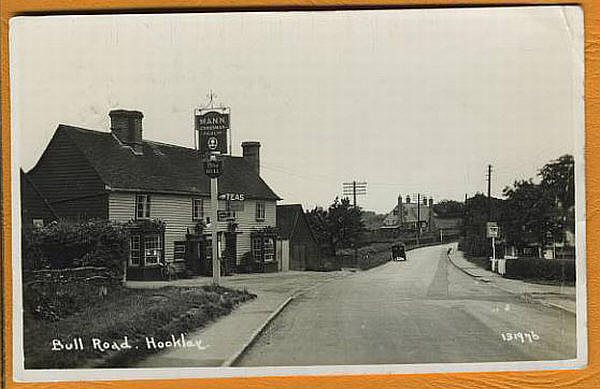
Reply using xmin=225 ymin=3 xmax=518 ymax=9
xmin=242 ymin=141 xmax=261 ymax=176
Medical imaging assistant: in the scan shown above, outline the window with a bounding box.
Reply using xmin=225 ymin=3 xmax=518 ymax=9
xmin=251 ymin=237 xmax=262 ymax=261
xmin=130 ymin=235 xmax=141 ymax=266
xmin=255 ymin=202 xmax=266 ymax=221
xmin=192 ymin=198 xmax=203 ymax=220
xmin=174 ymin=241 xmax=186 ymax=262
xmin=263 ymin=238 xmax=275 ymax=262
xmin=144 ymin=235 xmax=161 ymax=265
xmin=135 ymin=194 xmax=151 ymax=219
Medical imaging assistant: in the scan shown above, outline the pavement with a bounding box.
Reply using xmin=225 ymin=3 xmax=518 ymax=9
xmin=127 ymin=270 xmax=355 ymax=367
xmin=237 ymin=244 xmax=576 ymax=366
xmin=446 ymin=243 xmax=576 ymax=315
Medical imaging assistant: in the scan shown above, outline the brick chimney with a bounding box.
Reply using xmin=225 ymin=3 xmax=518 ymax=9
xmin=109 ymin=109 xmax=144 ymax=154
xmin=397 ymin=194 xmax=404 ymax=226
xmin=242 ymin=141 xmax=260 ymax=176
xmin=428 ymin=198 xmax=434 ymax=231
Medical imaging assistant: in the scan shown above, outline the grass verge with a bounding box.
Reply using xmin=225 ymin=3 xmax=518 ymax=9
xmin=23 ymin=285 xmax=255 ymax=369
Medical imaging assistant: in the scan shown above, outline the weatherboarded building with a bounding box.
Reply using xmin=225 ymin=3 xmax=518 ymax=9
xmin=24 ymin=109 xmax=281 ymax=280
xmin=276 ymin=204 xmax=320 ymax=271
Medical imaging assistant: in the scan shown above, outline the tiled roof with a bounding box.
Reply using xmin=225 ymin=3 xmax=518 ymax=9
xmin=276 ymin=204 xmax=303 ymax=240
xmin=58 ymin=125 xmax=281 ymax=200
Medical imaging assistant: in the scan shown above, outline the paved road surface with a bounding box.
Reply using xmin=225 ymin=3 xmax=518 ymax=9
xmin=236 ymin=244 xmax=576 ymax=366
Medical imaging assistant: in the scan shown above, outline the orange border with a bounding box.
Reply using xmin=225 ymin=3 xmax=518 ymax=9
xmin=2 ymin=1 xmax=598 ymax=388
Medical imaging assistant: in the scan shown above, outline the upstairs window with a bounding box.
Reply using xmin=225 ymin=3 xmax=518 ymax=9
xmin=192 ymin=198 xmax=203 ymax=221
xmin=255 ymin=201 xmax=266 ymax=221
xmin=135 ymin=194 xmax=151 ymax=219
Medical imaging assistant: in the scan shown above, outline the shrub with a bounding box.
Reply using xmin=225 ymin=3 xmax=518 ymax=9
xmin=22 ymin=219 xmax=129 ymax=280
xmin=504 ymin=258 xmax=575 ymax=283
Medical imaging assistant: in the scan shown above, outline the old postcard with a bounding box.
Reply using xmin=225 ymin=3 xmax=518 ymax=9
xmin=9 ymin=6 xmax=586 ymax=381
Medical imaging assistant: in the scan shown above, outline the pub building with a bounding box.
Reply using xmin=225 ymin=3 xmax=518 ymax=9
xmin=22 ymin=109 xmax=281 ymax=280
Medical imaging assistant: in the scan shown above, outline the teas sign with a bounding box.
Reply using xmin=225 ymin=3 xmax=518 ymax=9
xmin=218 ymin=193 xmax=245 ymax=201
xmin=196 ymin=108 xmax=230 ymax=155
xmin=219 ymin=193 xmax=245 ymax=211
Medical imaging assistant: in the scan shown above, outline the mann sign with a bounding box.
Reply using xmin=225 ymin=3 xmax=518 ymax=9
xmin=195 ymin=108 xmax=230 ymax=155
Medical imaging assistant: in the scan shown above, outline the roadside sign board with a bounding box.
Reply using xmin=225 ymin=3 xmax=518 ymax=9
xmin=203 ymin=158 xmax=223 ymax=178
xmin=195 ymin=108 xmax=230 ymax=155
xmin=486 ymin=222 xmax=499 ymax=238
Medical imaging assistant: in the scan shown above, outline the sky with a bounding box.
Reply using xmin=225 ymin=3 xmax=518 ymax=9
xmin=10 ymin=7 xmax=583 ymax=214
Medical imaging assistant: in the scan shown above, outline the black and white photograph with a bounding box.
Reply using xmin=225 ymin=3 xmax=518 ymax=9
xmin=9 ymin=6 xmax=586 ymax=381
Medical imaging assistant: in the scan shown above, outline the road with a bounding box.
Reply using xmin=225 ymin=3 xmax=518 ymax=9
xmin=236 ymin=244 xmax=576 ymax=366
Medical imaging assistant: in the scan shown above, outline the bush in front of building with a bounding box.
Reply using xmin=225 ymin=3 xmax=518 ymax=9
xmin=504 ymin=258 xmax=575 ymax=284
xmin=22 ymin=219 xmax=129 ymax=281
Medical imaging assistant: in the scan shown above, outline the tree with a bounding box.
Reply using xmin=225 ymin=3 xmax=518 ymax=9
xmin=502 ymin=179 xmax=554 ymax=251
xmin=432 ymin=200 xmax=465 ymax=218
xmin=306 ymin=206 xmax=336 ymax=256
xmin=539 ymin=154 xmax=575 ymax=209
xmin=502 ymin=155 xmax=575 ymax=251
xmin=306 ymin=197 xmax=367 ymax=256
xmin=328 ymin=197 xmax=366 ymax=251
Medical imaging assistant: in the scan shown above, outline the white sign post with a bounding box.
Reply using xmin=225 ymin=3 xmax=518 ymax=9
xmin=204 ymin=154 xmax=223 ymax=285
xmin=486 ymin=222 xmax=499 ymax=268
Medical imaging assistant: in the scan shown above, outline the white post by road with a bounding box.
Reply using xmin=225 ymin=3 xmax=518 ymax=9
xmin=492 ymin=236 xmax=496 ymax=260
xmin=211 ymin=175 xmax=221 ymax=285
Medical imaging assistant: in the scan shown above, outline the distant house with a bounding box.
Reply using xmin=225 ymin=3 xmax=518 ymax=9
xmin=24 ymin=109 xmax=281 ymax=280
xmin=381 ymin=194 xmax=436 ymax=232
xmin=378 ymin=194 xmax=463 ymax=241
xmin=276 ymin=204 xmax=320 ymax=270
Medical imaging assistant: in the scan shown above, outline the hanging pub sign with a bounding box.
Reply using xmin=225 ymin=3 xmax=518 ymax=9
xmin=195 ymin=107 xmax=230 ymax=155
xmin=203 ymin=158 xmax=223 ymax=178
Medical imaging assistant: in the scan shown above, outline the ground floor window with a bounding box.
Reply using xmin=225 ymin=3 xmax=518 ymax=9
xmin=129 ymin=233 xmax=163 ymax=266
xmin=174 ymin=241 xmax=186 ymax=262
xmin=264 ymin=237 xmax=275 ymax=262
xmin=251 ymin=234 xmax=277 ymax=263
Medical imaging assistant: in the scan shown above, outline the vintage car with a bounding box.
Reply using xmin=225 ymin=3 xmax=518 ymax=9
xmin=391 ymin=243 xmax=407 ymax=261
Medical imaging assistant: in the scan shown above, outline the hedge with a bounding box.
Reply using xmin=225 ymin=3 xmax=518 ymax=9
xmin=504 ymin=258 xmax=575 ymax=283
xmin=22 ymin=219 xmax=129 ymax=281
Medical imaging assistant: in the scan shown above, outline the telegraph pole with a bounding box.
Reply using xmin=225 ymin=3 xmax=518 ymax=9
xmin=342 ymin=181 xmax=367 ymax=266
xmin=487 ymin=164 xmax=493 ymax=220
xmin=342 ymin=181 xmax=367 ymax=207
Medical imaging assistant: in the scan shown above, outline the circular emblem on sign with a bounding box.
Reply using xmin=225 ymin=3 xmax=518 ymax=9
xmin=208 ymin=137 xmax=218 ymax=150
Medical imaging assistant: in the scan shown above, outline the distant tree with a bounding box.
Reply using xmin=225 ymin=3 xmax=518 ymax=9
xmin=461 ymin=193 xmax=503 ymax=257
xmin=432 ymin=200 xmax=465 ymax=218
xmin=306 ymin=197 xmax=367 ymax=255
xmin=361 ymin=210 xmax=387 ymax=230
xmin=306 ymin=206 xmax=336 ymax=256
xmin=502 ymin=179 xmax=553 ymax=251
xmin=328 ymin=197 xmax=367 ymax=251
xmin=539 ymin=154 xmax=575 ymax=209
xmin=502 ymin=155 xmax=575 ymax=251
